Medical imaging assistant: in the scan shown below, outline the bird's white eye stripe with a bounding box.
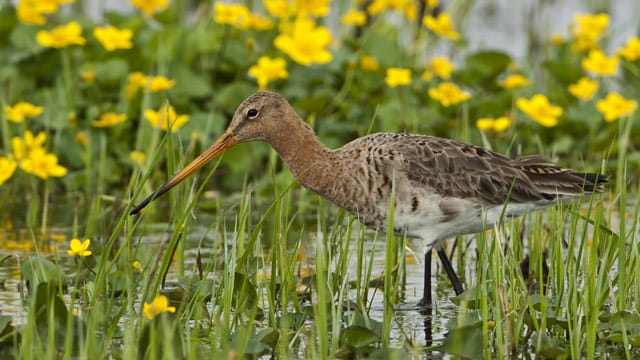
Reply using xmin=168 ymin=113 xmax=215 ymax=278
xmin=247 ymin=108 xmax=259 ymax=118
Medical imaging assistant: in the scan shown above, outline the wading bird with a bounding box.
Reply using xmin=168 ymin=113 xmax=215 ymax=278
xmin=130 ymin=91 xmax=605 ymax=309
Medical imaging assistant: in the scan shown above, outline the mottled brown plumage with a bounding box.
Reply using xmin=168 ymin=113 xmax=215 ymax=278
xmin=130 ymin=91 xmax=606 ymax=308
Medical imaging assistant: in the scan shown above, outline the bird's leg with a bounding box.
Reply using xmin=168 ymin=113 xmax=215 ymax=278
xmin=417 ymin=249 xmax=433 ymax=311
xmin=437 ymin=246 xmax=464 ymax=295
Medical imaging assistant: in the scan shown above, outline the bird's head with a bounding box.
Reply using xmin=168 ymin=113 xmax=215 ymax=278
xmin=129 ymin=91 xmax=294 ymax=215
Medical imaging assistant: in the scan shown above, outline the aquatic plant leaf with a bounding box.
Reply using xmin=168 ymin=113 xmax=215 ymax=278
xmin=543 ymin=60 xmax=583 ymax=85
xmin=233 ymin=272 xmax=258 ymax=311
xmin=451 ymin=286 xmax=492 ymax=308
xmin=443 ymin=323 xmax=484 ymax=359
xmin=21 ymin=257 xmax=65 ymax=289
xmin=95 ymin=58 xmax=129 ymax=88
xmin=532 ymin=333 xmax=568 ymax=358
xmin=604 ymin=334 xmax=640 ymax=347
xmin=457 ymin=50 xmax=511 ymax=90
xmin=347 ymin=311 xmax=383 ymax=337
xmin=368 ymin=348 xmax=412 ymax=359
xmin=340 ymin=325 xmax=380 ymax=349
xmin=256 ymin=327 xmax=279 ymax=348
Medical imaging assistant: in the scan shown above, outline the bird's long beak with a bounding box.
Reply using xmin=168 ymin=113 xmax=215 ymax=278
xmin=129 ymin=130 xmax=237 ymax=215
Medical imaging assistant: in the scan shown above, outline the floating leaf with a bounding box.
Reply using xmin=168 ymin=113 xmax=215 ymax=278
xmin=532 ymin=333 xmax=568 ymax=358
xmin=340 ymin=325 xmax=380 ymax=349
xmin=443 ymin=322 xmax=484 ymax=359
xmin=21 ymin=257 xmax=65 ymax=289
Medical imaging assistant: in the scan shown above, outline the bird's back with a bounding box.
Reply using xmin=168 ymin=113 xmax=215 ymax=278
xmin=322 ymin=133 xmax=605 ymax=244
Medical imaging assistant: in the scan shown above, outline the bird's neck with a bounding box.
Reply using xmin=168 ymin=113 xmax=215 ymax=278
xmin=268 ymin=121 xmax=334 ymax=193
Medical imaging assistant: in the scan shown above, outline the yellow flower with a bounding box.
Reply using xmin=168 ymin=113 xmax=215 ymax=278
xmin=572 ymin=13 xmax=609 ymax=42
xmin=12 ymin=131 xmax=47 ymax=161
xmin=37 ymin=22 xmax=86 ymax=48
xmin=91 ymin=112 xmax=127 ymax=127
xmin=145 ymin=104 xmax=189 ymax=132
xmin=596 ymin=92 xmax=637 ymax=122
xmin=130 ymin=0 xmax=169 ymax=16
xmin=499 ymin=74 xmax=529 ymax=89
xmin=246 ymin=14 xmax=274 ymax=31
xmin=360 ymin=55 xmax=379 ymax=71
xmin=617 ymin=37 xmax=640 ymax=61
xmin=581 ymin=50 xmax=618 ymax=76
xmin=274 ymin=18 xmax=332 ymax=66
xmin=264 ymin=0 xmax=289 ymax=18
xmin=368 ymin=0 xmax=416 ymax=20
xmin=75 ymin=132 xmax=88 ymax=146
xmin=516 ymin=94 xmax=563 ymax=127
xmin=427 ymin=0 xmax=438 ymax=8
xmin=132 ymin=260 xmax=143 ymax=272
xmin=570 ymin=13 xmax=609 ymax=52
xmin=81 ymin=69 xmax=96 ymax=84
xmin=428 ymin=82 xmax=470 ymax=106
xmin=130 ymin=151 xmax=146 ymax=166
xmin=146 ymin=76 xmax=175 ymax=93
xmin=423 ymin=13 xmax=460 ymax=40
xmin=476 ymin=116 xmax=511 ymax=132
xmin=248 ymin=56 xmax=289 ymax=90
xmin=568 ymin=77 xmax=599 ymax=100
xmin=15 ymin=0 xmax=72 ymax=25
xmin=421 ymin=70 xmax=433 ymax=82
xmin=294 ymin=0 xmax=332 ymax=17
xmin=0 ymin=156 xmax=17 ymax=186
xmin=341 ymin=9 xmax=367 ymax=26
xmin=384 ymin=68 xmax=411 ymax=87
xmin=20 ymin=147 xmax=67 ymax=179
xmin=16 ymin=0 xmax=55 ymax=25
xmin=143 ymin=295 xmax=176 ymax=319
xmin=67 ymin=238 xmax=92 ymax=257
xmin=427 ymin=56 xmax=455 ymax=79
xmin=5 ymin=102 xmax=44 ymax=123
xmin=213 ymin=2 xmax=250 ymax=28
xmin=93 ymin=25 xmax=133 ymax=51
xmin=125 ymin=72 xmax=149 ymax=98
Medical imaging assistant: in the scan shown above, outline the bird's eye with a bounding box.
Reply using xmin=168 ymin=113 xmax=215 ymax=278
xmin=247 ymin=108 xmax=259 ymax=119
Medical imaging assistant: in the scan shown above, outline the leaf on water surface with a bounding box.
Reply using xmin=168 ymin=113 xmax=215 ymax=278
xmin=523 ymin=294 xmax=569 ymax=330
xmin=256 ymin=327 xmax=279 ymax=348
xmin=445 ymin=309 xmax=483 ymax=331
xmin=340 ymin=325 xmax=380 ymax=349
xmin=608 ymin=310 xmax=640 ymax=330
xmin=21 ymin=257 xmax=65 ymax=289
xmin=230 ymin=327 xmax=273 ymax=357
xmin=450 ymin=286 xmax=493 ymax=309
xmin=443 ymin=322 xmax=484 ymax=359
xmin=32 ymin=281 xmax=87 ymax=351
xmin=604 ymin=333 xmax=640 ymax=347
xmin=532 ymin=333 xmax=568 ymax=358
xmin=367 ymin=348 xmax=412 ymax=359
xmin=349 ymin=311 xmax=383 ymax=338
xmin=602 ymin=310 xmax=640 ymax=347
xmin=231 ymin=272 xmax=261 ymax=314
